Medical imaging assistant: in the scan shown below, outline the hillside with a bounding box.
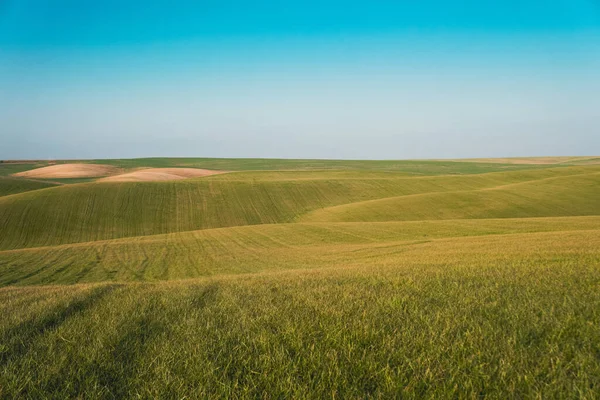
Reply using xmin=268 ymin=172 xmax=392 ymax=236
xmin=13 ymin=163 xmax=119 ymax=179
xmin=0 ymin=177 xmax=59 ymax=197
xmin=1 ymin=166 xmax=598 ymax=250
xmin=2 ymin=230 xmax=599 ymax=397
xmin=301 ymin=172 xmax=600 ymax=222
xmin=1 ymin=158 xmax=599 ymax=398
xmin=1 ymin=216 xmax=598 ymax=286
xmin=3 ymin=156 xmax=590 ymax=176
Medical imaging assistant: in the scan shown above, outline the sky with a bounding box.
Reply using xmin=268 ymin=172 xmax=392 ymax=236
xmin=1 ymin=1 xmax=599 ymax=160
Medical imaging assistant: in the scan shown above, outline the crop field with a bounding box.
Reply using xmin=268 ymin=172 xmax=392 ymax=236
xmin=1 ymin=158 xmax=599 ymax=398
xmin=0 ymin=177 xmax=59 ymax=197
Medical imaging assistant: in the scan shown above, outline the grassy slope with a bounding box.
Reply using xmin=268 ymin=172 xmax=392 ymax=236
xmin=1 ymin=234 xmax=599 ymax=398
xmin=301 ymin=171 xmax=600 ymax=222
xmin=570 ymin=156 xmax=600 ymax=165
xmin=0 ymin=162 xmax=47 ymax=177
xmin=80 ymin=157 xmax=571 ymax=174
xmin=1 ymin=166 xmax=597 ymax=250
xmin=5 ymin=157 xmax=597 ymax=179
xmin=6 ymin=156 xmax=598 ymax=174
xmin=0 ymin=177 xmax=412 ymax=250
xmin=2 ymin=159 xmax=600 ymax=398
xmin=1 ymin=216 xmax=599 ymax=286
xmin=449 ymin=156 xmax=600 ymax=164
xmin=0 ymin=177 xmax=59 ymax=197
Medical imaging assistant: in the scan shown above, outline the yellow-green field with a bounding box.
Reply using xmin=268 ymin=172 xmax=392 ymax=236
xmin=0 ymin=158 xmax=599 ymax=398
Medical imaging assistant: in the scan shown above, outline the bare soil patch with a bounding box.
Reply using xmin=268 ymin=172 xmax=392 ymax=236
xmin=13 ymin=164 xmax=118 ymax=178
xmin=98 ymin=168 xmax=226 ymax=182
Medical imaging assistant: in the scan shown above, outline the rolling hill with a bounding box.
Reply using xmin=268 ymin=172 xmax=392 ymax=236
xmin=301 ymin=171 xmax=600 ymax=222
xmin=0 ymin=177 xmax=59 ymax=197
xmin=1 ymin=158 xmax=599 ymax=398
xmin=0 ymin=216 xmax=598 ymax=286
xmin=1 ymin=165 xmax=598 ymax=250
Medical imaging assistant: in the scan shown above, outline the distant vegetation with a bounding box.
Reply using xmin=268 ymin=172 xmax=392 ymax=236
xmin=4 ymin=156 xmax=596 ymax=175
xmin=1 ymin=158 xmax=599 ymax=398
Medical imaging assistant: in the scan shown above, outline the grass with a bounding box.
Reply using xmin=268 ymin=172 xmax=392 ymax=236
xmin=1 ymin=243 xmax=599 ymax=398
xmin=0 ymin=177 xmax=59 ymax=197
xmin=1 ymin=166 xmax=597 ymax=250
xmin=301 ymin=172 xmax=600 ymax=222
xmin=448 ymin=156 xmax=600 ymax=165
xmin=91 ymin=156 xmax=600 ymax=173
xmin=37 ymin=177 xmax=101 ymax=184
xmin=0 ymin=162 xmax=47 ymax=177
xmin=6 ymin=157 xmax=584 ymax=174
xmin=1 ymin=216 xmax=599 ymax=285
xmin=1 ymin=157 xmax=599 ymax=398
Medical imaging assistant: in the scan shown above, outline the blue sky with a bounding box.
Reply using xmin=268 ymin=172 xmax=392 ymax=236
xmin=1 ymin=1 xmax=599 ymax=159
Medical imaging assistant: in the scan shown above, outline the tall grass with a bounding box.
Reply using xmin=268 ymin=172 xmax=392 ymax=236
xmin=1 ymin=160 xmax=599 ymax=398
xmin=1 ymin=252 xmax=599 ymax=398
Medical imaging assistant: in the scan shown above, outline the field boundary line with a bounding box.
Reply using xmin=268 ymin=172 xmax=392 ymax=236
xmin=1 ymin=222 xmax=598 ymax=256
xmin=299 ymin=171 xmax=600 ymax=220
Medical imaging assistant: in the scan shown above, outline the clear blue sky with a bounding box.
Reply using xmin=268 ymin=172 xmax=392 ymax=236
xmin=1 ymin=1 xmax=599 ymax=159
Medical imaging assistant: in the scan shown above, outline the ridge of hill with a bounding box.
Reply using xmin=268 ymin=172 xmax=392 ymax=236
xmin=1 ymin=166 xmax=598 ymax=250
xmin=1 ymin=216 xmax=598 ymax=286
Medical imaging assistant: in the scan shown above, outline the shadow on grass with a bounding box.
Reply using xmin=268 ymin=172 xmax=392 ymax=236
xmin=94 ymin=283 xmax=220 ymax=397
xmin=94 ymin=312 xmax=166 ymax=398
xmin=0 ymin=284 xmax=120 ymax=364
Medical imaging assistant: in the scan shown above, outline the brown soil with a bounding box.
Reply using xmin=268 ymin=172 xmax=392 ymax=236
xmin=13 ymin=164 xmax=118 ymax=178
xmin=98 ymin=168 xmax=226 ymax=182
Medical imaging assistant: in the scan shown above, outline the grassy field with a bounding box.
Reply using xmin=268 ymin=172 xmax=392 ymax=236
xmin=1 ymin=166 xmax=597 ymax=250
xmin=0 ymin=162 xmax=49 ymax=177
xmin=301 ymin=172 xmax=600 ymax=222
xmin=449 ymin=156 xmax=600 ymax=165
xmin=1 ymin=158 xmax=599 ymax=398
xmin=88 ymin=157 xmax=563 ymax=174
xmin=1 ymin=217 xmax=599 ymax=286
xmin=0 ymin=177 xmax=59 ymax=197
xmin=3 ymin=156 xmax=594 ymax=174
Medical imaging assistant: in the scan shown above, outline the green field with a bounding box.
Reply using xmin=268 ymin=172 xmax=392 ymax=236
xmin=3 ymin=155 xmax=596 ymax=175
xmin=1 ymin=158 xmax=599 ymax=398
xmin=0 ymin=176 xmax=60 ymax=197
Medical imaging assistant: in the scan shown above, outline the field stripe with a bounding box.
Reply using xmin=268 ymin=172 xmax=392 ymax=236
xmin=300 ymin=171 xmax=600 ymax=221
xmin=2 ymin=165 xmax=600 ymax=250
xmin=300 ymin=172 xmax=600 ymax=222
xmin=1 ymin=226 xmax=598 ymax=286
